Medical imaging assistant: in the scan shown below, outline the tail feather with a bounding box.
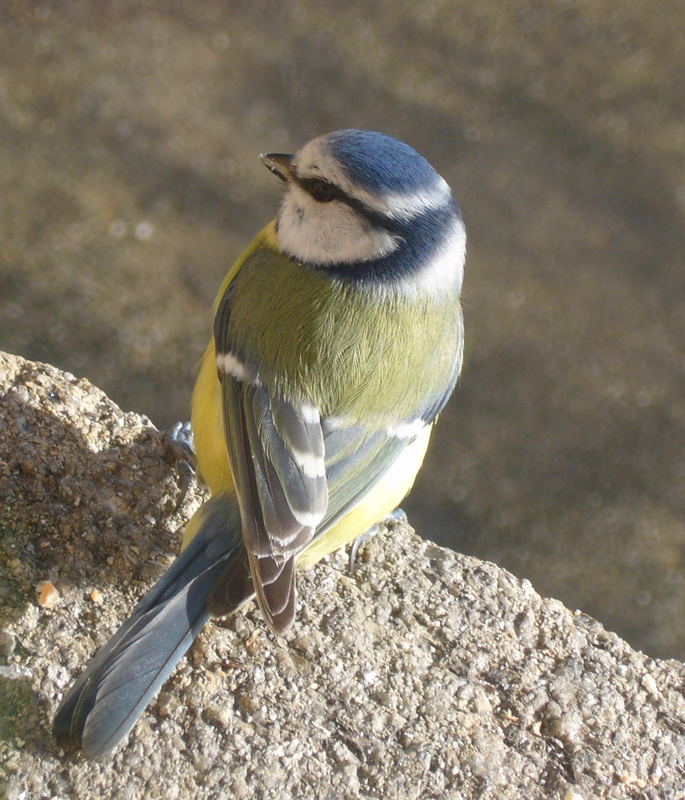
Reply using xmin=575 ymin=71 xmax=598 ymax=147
xmin=54 ymin=494 xmax=246 ymax=759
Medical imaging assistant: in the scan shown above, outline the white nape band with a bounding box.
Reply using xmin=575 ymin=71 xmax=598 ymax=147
xmin=382 ymin=177 xmax=452 ymax=220
xmin=387 ymin=418 xmax=427 ymax=439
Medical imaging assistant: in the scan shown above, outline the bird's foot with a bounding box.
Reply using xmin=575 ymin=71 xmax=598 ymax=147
xmin=384 ymin=507 xmax=408 ymax=527
xmin=166 ymin=421 xmax=196 ymax=462
xmin=348 ymin=507 xmax=408 ymax=573
xmin=164 ymin=421 xmax=197 ymax=511
xmin=348 ymin=524 xmax=379 ymax=574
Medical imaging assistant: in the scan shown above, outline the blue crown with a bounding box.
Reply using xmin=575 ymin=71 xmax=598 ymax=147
xmin=327 ymin=130 xmax=440 ymax=195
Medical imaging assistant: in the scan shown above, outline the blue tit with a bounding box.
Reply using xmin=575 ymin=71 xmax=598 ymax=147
xmin=54 ymin=129 xmax=466 ymax=758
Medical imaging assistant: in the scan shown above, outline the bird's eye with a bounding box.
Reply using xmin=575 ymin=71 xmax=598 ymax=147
xmin=301 ymin=178 xmax=340 ymax=203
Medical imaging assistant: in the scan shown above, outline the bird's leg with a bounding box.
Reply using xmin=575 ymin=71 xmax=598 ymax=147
xmin=164 ymin=421 xmax=197 ymax=511
xmin=166 ymin=420 xmax=196 ymax=463
xmin=348 ymin=524 xmax=379 ymax=574
xmin=348 ymin=507 xmax=408 ymax=573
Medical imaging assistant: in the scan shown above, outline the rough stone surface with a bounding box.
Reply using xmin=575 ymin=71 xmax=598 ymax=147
xmin=3 ymin=0 xmax=685 ymax=660
xmin=1 ymin=351 xmax=684 ymax=800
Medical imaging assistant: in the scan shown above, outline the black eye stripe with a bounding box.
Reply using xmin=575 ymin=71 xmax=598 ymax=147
xmin=296 ymin=177 xmax=344 ymax=203
xmin=292 ymin=174 xmax=398 ymax=232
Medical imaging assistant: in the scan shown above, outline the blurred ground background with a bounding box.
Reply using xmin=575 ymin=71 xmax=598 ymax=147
xmin=1 ymin=0 xmax=684 ymax=658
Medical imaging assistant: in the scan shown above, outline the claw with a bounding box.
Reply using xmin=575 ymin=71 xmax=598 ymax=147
xmin=348 ymin=507 xmax=408 ymax=573
xmin=166 ymin=421 xmax=196 ymax=464
xmin=164 ymin=421 xmax=197 ymax=512
xmin=348 ymin=524 xmax=379 ymax=574
xmin=385 ymin=507 xmax=408 ymax=527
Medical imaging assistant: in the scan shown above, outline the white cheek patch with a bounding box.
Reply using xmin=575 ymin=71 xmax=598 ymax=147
xmin=277 ymin=185 xmax=399 ymax=266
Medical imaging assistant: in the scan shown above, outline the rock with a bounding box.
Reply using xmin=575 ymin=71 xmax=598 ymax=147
xmin=1 ymin=351 xmax=684 ymax=800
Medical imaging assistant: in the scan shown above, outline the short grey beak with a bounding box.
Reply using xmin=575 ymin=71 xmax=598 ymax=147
xmin=260 ymin=152 xmax=294 ymax=182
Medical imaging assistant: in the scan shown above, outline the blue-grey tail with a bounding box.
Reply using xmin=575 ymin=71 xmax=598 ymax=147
xmin=54 ymin=494 xmax=245 ymax=759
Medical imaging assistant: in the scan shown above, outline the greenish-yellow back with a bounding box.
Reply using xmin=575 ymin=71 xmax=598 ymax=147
xmin=225 ymin=244 xmax=462 ymax=423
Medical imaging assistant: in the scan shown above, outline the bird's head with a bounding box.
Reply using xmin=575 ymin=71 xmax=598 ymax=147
xmin=261 ymin=129 xmax=465 ymax=291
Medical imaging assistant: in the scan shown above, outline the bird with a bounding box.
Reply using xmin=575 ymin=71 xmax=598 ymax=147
xmin=53 ymin=129 xmax=466 ymax=758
